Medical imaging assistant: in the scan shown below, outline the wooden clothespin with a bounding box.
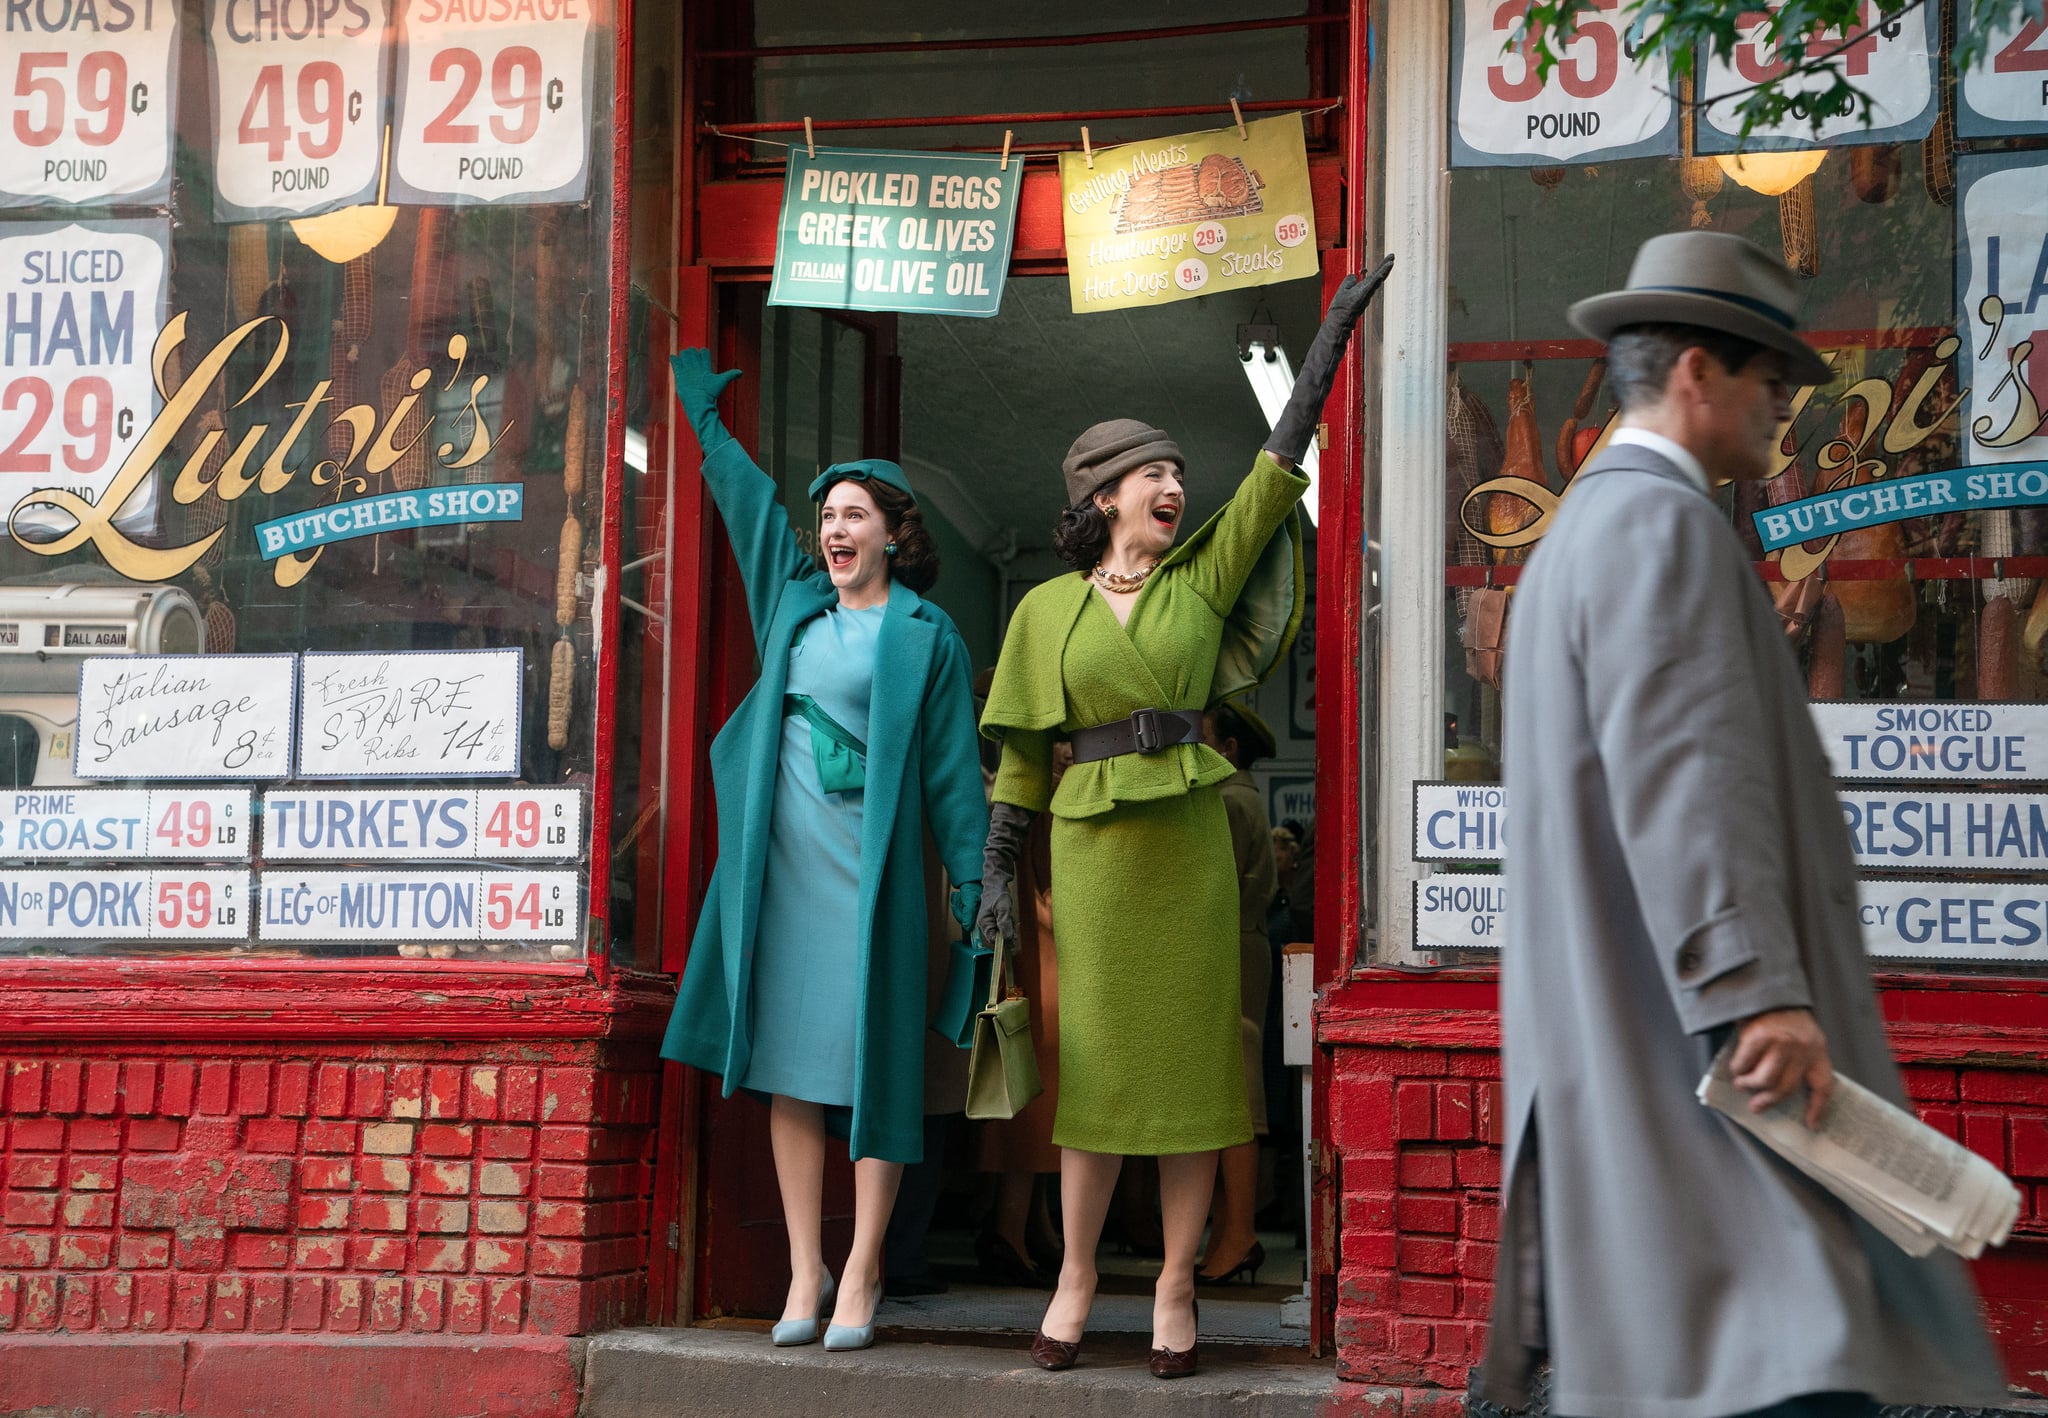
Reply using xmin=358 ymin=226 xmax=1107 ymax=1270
xmin=1081 ymin=126 xmax=1093 ymax=168
xmin=803 ymin=117 xmax=815 ymax=159
xmin=1000 ymin=129 xmax=1013 ymax=172
xmin=1230 ymin=97 xmax=1247 ymax=140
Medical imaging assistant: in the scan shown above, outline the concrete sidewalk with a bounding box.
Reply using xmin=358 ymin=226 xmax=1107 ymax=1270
xmin=579 ymin=1325 xmax=1350 ymax=1418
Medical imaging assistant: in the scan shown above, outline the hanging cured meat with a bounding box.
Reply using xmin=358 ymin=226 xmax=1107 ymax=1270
xmin=1779 ymin=175 xmax=1820 ymax=278
xmin=1851 ymin=145 xmax=1899 ymax=204
xmin=1445 ymin=369 xmax=1502 ymax=618
xmin=1555 ymin=358 xmax=1606 ymax=484
xmin=1980 ymin=593 xmax=2020 ymax=700
xmin=327 ymin=249 xmax=375 ymax=462
xmin=1806 ymin=592 xmax=1847 ymax=698
xmin=378 ymin=209 xmax=453 ymax=491
xmin=228 ymin=224 xmax=269 ymax=325
xmin=1677 ymin=77 xmax=1723 ymax=229
xmin=1487 ymin=371 xmax=1547 ymax=566
xmin=2024 ymin=580 xmax=2048 ymax=671
xmin=1828 ymin=403 xmax=1916 ymax=644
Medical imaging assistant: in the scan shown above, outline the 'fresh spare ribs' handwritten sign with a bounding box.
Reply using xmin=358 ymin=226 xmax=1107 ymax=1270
xmin=296 ymin=649 xmax=522 ymax=780
xmin=75 ymin=655 xmax=295 ymax=780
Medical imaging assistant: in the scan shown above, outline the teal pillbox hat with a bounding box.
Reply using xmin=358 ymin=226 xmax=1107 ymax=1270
xmin=807 ymin=459 xmax=917 ymax=504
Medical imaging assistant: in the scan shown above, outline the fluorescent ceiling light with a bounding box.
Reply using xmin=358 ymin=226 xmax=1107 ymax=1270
xmin=1240 ymin=341 xmax=1318 ymax=526
xmin=624 ymin=427 xmax=648 ymax=475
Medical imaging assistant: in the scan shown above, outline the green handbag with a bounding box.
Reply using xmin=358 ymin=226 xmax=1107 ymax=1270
xmin=784 ymin=692 xmax=865 ymax=794
xmin=964 ymin=934 xmax=1043 ymax=1121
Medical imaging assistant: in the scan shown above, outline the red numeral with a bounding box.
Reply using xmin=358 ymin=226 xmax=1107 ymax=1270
xmin=12 ymin=53 xmax=65 ymax=146
xmin=489 ymin=47 xmax=542 ymax=143
xmin=423 ymin=48 xmax=482 ymax=143
xmin=297 ymin=61 xmax=343 ymax=158
xmin=238 ymin=64 xmax=290 ymax=161
xmin=156 ymin=881 xmax=207 ymax=929
xmin=1487 ymin=1 xmax=1545 ymax=102
xmin=0 ymin=378 xmax=53 ymax=474
xmin=73 ymin=50 xmax=126 ymax=146
xmin=60 ymin=375 xmax=113 ymax=475
xmin=1994 ymin=18 xmax=2048 ymax=72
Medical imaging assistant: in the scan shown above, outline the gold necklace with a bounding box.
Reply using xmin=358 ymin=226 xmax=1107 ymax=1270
xmin=1091 ymin=561 xmax=1157 ymax=593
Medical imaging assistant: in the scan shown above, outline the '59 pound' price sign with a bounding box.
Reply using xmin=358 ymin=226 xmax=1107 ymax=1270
xmin=0 ymin=868 xmax=249 ymax=942
xmin=1450 ymin=0 xmax=1676 ymax=167
xmin=0 ymin=0 xmax=179 ymax=208
xmin=207 ymin=0 xmax=391 ymax=220
xmin=388 ymin=0 xmax=596 ymax=205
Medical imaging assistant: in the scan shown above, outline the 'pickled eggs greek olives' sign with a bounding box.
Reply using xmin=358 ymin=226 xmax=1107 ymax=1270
xmin=768 ymin=146 xmax=1023 ymax=318
xmin=1059 ymin=113 xmax=1317 ymax=315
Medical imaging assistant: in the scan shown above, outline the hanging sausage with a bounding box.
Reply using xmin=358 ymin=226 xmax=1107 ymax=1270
xmin=1555 ymin=358 xmax=1606 ymax=484
xmin=1487 ymin=369 xmax=1547 ymax=566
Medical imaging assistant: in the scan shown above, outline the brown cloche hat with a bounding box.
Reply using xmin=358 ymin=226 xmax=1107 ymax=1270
xmin=1062 ymin=419 xmax=1184 ymax=508
xmin=1567 ymin=231 xmax=1832 ymax=388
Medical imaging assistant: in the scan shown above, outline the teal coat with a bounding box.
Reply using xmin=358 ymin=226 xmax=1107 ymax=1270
xmin=659 ymin=424 xmax=989 ymax=1164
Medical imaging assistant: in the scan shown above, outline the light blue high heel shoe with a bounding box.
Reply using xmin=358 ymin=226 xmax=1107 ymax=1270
xmin=822 ymin=1283 xmax=877 ymax=1351
xmin=771 ymin=1273 xmax=835 ymax=1347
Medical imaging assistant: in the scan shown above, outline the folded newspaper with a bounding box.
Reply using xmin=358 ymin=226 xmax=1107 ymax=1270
xmin=1699 ymin=1044 xmax=2021 ymax=1260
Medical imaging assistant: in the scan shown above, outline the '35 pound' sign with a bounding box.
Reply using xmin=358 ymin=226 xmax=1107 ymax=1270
xmin=1487 ymin=0 xmax=1622 ymax=102
xmin=1454 ymin=0 xmax=1670 ymax=165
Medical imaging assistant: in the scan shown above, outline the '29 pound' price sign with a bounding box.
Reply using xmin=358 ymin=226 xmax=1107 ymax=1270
xmin=1 ymin=0 xmax=179 ymax=208
xmin=0 ymin=220 xmax=167 ymax=541
xmin=0 ymin=868 xmax=249 ymax=941
xmin=387 ymin=0 xmax=595 ymax=205
xmin=207 ymin=0 xmax=391 ymax=220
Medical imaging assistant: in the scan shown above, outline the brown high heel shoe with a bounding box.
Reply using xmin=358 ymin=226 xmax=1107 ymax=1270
xmin=1030 ymin=1329 xmax=1081 ymax=1371
xmin=1149 ymin=1299 xmax=1198 ymax=1379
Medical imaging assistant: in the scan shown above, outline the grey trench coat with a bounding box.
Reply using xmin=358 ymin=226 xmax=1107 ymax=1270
xmin=1476 ymin=446 xmax=2004 ymax=1418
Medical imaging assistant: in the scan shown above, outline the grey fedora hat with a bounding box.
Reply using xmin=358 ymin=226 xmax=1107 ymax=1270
xmin=1567 ymin=231 xmax=1832 ymax=387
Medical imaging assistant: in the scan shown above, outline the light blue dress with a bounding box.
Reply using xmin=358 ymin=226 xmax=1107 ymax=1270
xmin=739 ymin=602 xmax=885 ymax=1105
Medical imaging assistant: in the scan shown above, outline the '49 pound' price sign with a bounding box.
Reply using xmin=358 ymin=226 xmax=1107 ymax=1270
xmin=206 ymin=0 xmax=392 ymax=220
xmin=387 ymin=0 xmax=596 ymax=205
xmin=0 ymin=0 xmax=179 ymax=208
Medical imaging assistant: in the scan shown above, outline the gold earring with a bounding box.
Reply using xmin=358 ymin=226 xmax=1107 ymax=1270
xmin=1103 ymin=504 xmax=1118 ymax=520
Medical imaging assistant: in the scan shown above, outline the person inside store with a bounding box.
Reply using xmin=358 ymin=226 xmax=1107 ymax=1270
xmin=1196 ymin=697 xmax=1279 ymax=1286
xmin=976 ymin=254 xmax=1392 ymax=1380
xmin=1476 ymin=232 xmax=2004 ymax=1418
xmin=659 ymin=350 xmax=989 ymax=1354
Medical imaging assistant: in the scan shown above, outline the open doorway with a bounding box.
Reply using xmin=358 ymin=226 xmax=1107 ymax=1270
xmin=698 ymin=272 xmax=1328 ymax=1347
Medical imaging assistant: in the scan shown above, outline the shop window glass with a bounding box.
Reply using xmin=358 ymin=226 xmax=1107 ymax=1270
xmin=0 ymin=0 xmax=617 ymax=960
xmin=1433 ymin=97 xmax=2048 ymax=975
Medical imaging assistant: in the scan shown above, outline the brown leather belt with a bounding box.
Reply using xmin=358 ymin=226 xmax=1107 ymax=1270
xmin=1067 ymin=708 xmax=1204 ymax=764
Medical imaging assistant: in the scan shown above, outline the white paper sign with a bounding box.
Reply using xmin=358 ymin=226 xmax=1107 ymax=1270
xmin=1957 ymin=15 xmax=2048 ymax=136
xmin=207 ymin=0 xmax=390 ymax=220
xmin=1956 ymin=154 xmax=2048 ymax=471
xmin=0 ymin=220 xmax=167 ymax=541
xmin=75 ymin=654 xmax=295 ymax=781
xmin=1413 ymin=877 xmax=2048 ymax=963
xmin=387 ymin=0 xmax=596 ymax=206
xmin=0 ymin=867 xmax=249 ymax=940
xmin=1813 ymin=702 xmax=2048 ymax=780
xmin=258 ymin=867 xmax=577 ymax=940
xmin=1696 ymin=2 xmax=1936 ymax=151
xmin=0 ymin=0 xmax=178 ymax=208
xmin=0 ymin=788 xmax=251 ymax=859
xmin=296 ymin=648 xmax=521 ymax=779
xmin=261 ymin=786 xmax=579 ymax=859
xmin=1450 ymin=0 xmax=1675 ymax=167
xmin=1416 ymin=779 xmax=2048 ymax=874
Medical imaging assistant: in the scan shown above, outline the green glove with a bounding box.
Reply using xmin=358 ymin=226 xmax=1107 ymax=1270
xmin=670 ymin=349 xmax=742 ymax=455
xmin=951 ymin=881 xmax=983 ymax=937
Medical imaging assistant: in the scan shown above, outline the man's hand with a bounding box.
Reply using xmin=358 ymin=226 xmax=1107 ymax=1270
xmin=1730 ymin=1007 xmax=1834 ymax=1128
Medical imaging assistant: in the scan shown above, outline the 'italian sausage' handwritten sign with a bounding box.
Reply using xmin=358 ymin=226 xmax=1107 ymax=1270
xmin=75 ymin=655 xmax=295 ymax=780
xmin=296 ymin=648 xmax=522 ymax=779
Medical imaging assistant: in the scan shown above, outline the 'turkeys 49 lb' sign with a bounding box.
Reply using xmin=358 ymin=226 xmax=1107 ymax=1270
xmin=9 ymin=309 xmax=514 ymax=586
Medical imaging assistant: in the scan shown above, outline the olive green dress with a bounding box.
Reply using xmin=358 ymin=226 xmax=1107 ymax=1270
xmin=981 ymin=454 xmax=1307 ymax=1155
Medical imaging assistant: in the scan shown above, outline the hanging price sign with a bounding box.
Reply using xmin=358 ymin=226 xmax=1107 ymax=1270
xmin=1695 ymin=2 xmax=1936 ymax=151
xmin=0 ymin=219 xmax=167 ymax=543
xmin=1956 ymin=154 xmax=2048 ymax=471
xmin=387 ymin=0 xmax=597 ymax=206
xmin=0 ymin=0 xmax=178 ymax=209
xmin=1449 ymin=0 xmax=1676 ymax=167
xmin=1957 ymin=13 xmax=2048 ymax=137
xmin=206 ymin=0 xmax=391 ymax=221
xmin=0 ymin=868 xmax=249 ymax=941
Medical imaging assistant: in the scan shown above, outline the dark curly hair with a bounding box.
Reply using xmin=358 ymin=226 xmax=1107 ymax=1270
xmin=846 ymin=479 xmax=939 ymax=593
xmin=1052 ymin=500 xmax=1113 ymax=573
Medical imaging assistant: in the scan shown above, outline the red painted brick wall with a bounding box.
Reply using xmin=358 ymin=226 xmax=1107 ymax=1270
xmin=0 ymin=1041 xmax=659 ymax=1340
xmin=1328 ymin=1021 xmax=2048 ymax=1396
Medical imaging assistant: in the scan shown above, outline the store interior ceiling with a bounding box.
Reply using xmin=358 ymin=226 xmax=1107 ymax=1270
xmin=826 ymin=276 xmax=1323 ymax=580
